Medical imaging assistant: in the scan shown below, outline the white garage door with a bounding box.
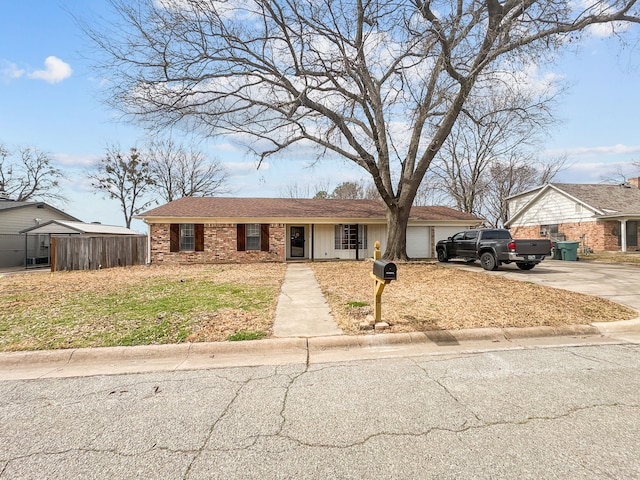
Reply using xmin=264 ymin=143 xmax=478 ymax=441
xmin=434 ymin=226 xmax=464 ymax=243
xmin=406 ymin=226 xmax=430 ymax=258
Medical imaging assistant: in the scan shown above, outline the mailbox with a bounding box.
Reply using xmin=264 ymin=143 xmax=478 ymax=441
xmin=373 ymin=259 xmax=397 ymax=281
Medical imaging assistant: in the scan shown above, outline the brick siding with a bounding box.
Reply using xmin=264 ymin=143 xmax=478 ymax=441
xmin=510 ymin=220 xmax=639 ymax=252
xmin=150 ymin=223 xmax=286 ymax=264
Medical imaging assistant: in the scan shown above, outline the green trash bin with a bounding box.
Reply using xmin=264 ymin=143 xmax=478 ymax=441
xmin=557 ymin=241 xmax=580 ymax=261
xmin=551 ymin=241 xmax=563 ymax=260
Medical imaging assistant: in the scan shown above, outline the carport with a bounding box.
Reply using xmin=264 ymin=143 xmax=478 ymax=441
xmin=19 ymin=220 xmax=139 ymax=269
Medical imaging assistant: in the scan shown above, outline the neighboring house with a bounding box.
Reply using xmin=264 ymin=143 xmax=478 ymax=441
xmin=505 ymin=178 xmax=640 ymax=252
xmin=20 ymin=220 xmax=144 ymax=271
xmin=136 ymin=197 xmax=481 ymax=263
xmin=0 ymin=198 xmax=79 ymax=268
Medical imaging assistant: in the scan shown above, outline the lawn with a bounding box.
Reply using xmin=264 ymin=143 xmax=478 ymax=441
xmin=0 ymin=261 xmax=636 ymax=351
xmin=0 ymin=264 xmax=286 ymax=352
xmin=579 ymin=251 xmax=640 ymax=265
xmin=310 ymin=261 xmax=637 ymax=335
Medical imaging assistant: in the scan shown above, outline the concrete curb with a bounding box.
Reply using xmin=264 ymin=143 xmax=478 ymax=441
xmin=1 ymin=320 xmax=638 ymax=380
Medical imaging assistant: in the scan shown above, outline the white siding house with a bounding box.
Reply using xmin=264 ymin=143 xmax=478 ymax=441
xmin=0 ymin=200 xmax=79 ymax=268
xmin=506 ymin=180 xmax=640 ymax=252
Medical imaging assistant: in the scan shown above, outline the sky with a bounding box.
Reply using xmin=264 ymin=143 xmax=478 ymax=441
xmin=1 ymin=1 xmax=640 ymax=233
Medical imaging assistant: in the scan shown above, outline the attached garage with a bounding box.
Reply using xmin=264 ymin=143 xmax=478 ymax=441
xmin=434 ymin=226 xmax=463 ymax=244
xmin=406 ymin=226 xmax=431 ymax=258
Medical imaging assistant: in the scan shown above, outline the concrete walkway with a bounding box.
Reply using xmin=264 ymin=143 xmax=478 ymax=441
xmin=273 ymin=264 xmax=343 ymax=337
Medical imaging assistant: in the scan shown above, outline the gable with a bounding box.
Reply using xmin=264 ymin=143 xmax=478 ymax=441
xmin=506 ymin=185 xmax=598 ymax=227
xmin=0 ymin=202 xmax=79 ymax=234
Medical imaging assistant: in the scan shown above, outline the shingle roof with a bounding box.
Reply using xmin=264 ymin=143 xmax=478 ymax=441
xmin=551 ymin=183 xmax=640 ymax=215
xmin=0 ymin=200 xmax=80 ymax=220
xmin=138 ymin=197 xmax=479 ymax=222
xmin=20 ymin=220 xmax=140 ymax=235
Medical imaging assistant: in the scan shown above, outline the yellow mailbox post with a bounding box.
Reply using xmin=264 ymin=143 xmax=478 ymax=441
xmin=369 ymin=241 xmax=397 ymax=323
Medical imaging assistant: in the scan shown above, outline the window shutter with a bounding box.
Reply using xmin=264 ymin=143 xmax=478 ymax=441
xmin=260 ymin=224 xmax=270 ymax=252
xmin=195 ymin=224 xmax=205 ymax=252
xmin=237 ymin=224 xmax=246 ymax=251
xmin=170 ymin=224 xmax=179 ymax=252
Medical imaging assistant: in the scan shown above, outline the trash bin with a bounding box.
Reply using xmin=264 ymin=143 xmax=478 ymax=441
xmin=557 ymin=241 xmax=580 ymax=261
xmin=551 ymin=241 xmax=563 ymax=260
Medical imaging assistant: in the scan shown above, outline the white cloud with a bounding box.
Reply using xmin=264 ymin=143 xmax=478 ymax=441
xmin=545 ymin=144 xmax=640 ymax=157
xmin=224 ymin=161 xmax=270 ymax=175
xmin=0 ymin=60 xmax=25 ymax=82
xmin=27 ymin=56 xmax=72 ymax=83
xmin=52 ymin=152 xmax=101 ymax=168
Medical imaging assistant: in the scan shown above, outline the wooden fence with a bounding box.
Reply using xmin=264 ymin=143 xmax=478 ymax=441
xmin=51 ymin=235 xmax=148 ymax=272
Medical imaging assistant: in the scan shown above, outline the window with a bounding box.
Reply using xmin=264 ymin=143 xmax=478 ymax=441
xmin=334 ymin=225 xmax=367 ymax=250
xmin=170 ymin=224 xmax=204 ymax=252
xmin=481 ymin=230 xmax=511 ymax=240
xmin=179 ymin=224 xmax=195 ymax=251
xmin=237 ymin=224 xmax=270 ymax=252
xmin=246 ymin=224 xmax=261 ymax=250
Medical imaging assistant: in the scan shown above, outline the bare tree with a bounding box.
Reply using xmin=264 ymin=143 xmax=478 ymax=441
xmin=601 ymin=160 xmax=640 ymax=184
xmin=86 ymin=0 xmax=640 ymax=259
xmin=88 ymin=145 xmax=155 ymax=228
xmin=330 ymin=181 xmax=364 ymax=199
xmin=0 ymin=143 xmax=64 ymax=202
xmin=429 ymin=85 xmax=560 ymax=220
xmin=484 ymin=154 xmax=566 ymax=227
xmin=146 ymin=138 xmax=229 ymax=202
xmin=279 ymin=179 xmax=331 ymax=198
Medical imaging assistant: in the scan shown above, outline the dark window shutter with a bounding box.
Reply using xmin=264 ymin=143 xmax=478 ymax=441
xmin=260 ymin=224 xmax=270 ymax=252
xmin=170 ymin=224 xmax=179 ymax=252
xmin=237 ymin=224 xmax=246 ymax=251
xmin=195 ymin=224 xmax=205 ymax=252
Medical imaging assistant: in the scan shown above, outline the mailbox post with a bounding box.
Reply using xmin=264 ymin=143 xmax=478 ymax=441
xmin=370 ymin=241 xmax=397 ymax=323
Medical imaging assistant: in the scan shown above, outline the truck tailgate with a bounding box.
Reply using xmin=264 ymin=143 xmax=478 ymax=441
xmin=514 ymin=240 xmax=551 ymax=256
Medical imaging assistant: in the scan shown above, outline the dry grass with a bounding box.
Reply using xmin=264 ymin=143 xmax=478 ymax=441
xmin=1 ymin=260 xmax=636 ymax=351
xmin=579 ymin=251 xmax=640 ymax=265
xmin=0 ymin=264 xmax=286 ymax=351
xmin=310 ymin=261 xmax=637 ymax=335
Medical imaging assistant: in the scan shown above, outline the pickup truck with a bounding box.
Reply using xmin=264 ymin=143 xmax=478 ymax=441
xmin=435 ymin=229 xmax=551 ymax=271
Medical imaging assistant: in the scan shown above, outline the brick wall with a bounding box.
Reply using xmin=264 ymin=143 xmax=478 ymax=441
xmin=150 ymin=223 xmax=286 ymax=264
xmin=510 ymin=220 xmax=637 ymax=252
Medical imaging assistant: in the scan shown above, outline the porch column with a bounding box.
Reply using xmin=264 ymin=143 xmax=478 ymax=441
xmin=620 ymin=220 xmax=627 ymax=252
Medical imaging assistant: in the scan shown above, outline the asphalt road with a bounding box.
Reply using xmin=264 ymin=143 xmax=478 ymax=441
xmin=1 ymin=343 xmax=639 ymax=479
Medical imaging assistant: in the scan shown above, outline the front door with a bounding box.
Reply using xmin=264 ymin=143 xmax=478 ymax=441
xmin=290 ymin=226 xmax=305 ymax=258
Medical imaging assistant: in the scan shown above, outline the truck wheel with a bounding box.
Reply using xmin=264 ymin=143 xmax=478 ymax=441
xmin=480 ymin=252 xmax=498 ymax=271
xmin=516 ymin=262 xmax=535 ymax=271
xmin=437 ymin=248 xmax=448 ymax=262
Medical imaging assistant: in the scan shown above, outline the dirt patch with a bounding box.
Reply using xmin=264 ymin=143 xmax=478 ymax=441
xmin=310 ymin=261 xmax=637 ymax=335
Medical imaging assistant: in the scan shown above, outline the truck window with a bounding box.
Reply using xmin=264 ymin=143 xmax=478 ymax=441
xmin=452 ymin=232 xmax=465 ymax=241
xmin=481 ymin=230 xmax=512 ymax=240
xmin=464 ymin=231 xmax=478 ymax=240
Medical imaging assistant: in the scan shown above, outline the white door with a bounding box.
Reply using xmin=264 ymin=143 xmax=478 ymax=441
xmin=406 ymin=226 xmax=430 ymax=258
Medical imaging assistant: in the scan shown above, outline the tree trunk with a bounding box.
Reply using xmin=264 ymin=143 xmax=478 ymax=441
xmin=383 ymin=204 xmax=412 ymax=260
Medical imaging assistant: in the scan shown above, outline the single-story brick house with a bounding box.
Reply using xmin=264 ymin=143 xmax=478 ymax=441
xmin=136 ymin=197 xmax=481 ymax=263
xmin=505 ymin=178 xmax=640 ymax=252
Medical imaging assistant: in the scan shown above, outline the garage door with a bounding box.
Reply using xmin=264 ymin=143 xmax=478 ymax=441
xmin=434 ymin=226 xmax=463 ymax=243
xmin=406 ymin=226 xmax=430 ymax=258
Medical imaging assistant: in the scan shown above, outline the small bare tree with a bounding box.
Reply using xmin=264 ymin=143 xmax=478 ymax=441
xmin=430 ymin=85 xmax=562 ymax=222
xmin=146 ymin=138 xmax=229 ymax=202
xmin=484 ymin=154 xmax=566 ymax=227
xmin=0 ymin=143 xmax=64 ymax=202
xmin=85 ymin=0 xmax=640 ymax=259
xmin=88 ymin=145 xmax=155 ymax=228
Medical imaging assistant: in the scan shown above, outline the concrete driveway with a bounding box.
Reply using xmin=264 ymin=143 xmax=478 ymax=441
xmin=442 ymin=258 xmax=640 ymax=312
